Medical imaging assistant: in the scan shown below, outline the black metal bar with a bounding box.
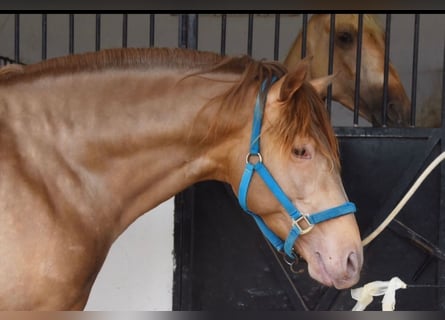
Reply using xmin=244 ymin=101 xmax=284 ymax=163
xmin=442 ymin=35 xmax=445 ymax=130
xmin=439 ymin=32 xmax=445 ymax=310
xmin=41 ymin=14 xmax=47 ymax=60
xmin=301 ymin=14 xmax=308 ymax=59
xmin=273 ymin=14 xmax=280 ymax=61
xmin=412 ymin=255 xmax=435 ymax=282
xmin=220 ymin=14 xmax=227 ymax=56
xmin=353 ymin=14 xmax=364 ymax=127
xmin=149 ymin=14 xmax=155 ymax=47
xmin=335 ymin=126 xmax=441 ymax=139
xmin=247 ymin=14 xmax=253 ymax=56
xmin=389 ymin=219 xmax=445 ymax=261
xmin=410 ymin=14 xmax=420 ymax=127
xmin=187 ymin=14 xmax=198 ymax=50
xmin=95 ymin=14 xmax=101 ymax=51
xmin=381 ymin=14 xmax=392 ymax=127
xmin=172 ymin=187 xmax=196 ymax=310
xmin=326 ymin=14 xmax=335 ymax=116
xmin=14 ymin=14 xmax=20 ymax=62
xmin=178 ymin=14 xmax=187 ymax=48
xmin=122 ymin=13 xmax=128 ymax=48
xmin=178 ymin=14 xmax=199 ymax=50
xmin=69 ymin=14 xmax=74 ymax=55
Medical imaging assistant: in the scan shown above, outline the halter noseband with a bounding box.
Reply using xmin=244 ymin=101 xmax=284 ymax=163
xmin=238 ymin=77 xmax=356 ymax=258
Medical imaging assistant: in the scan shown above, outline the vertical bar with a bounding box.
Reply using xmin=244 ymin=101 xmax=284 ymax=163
xmin=410 ymin=14 xmax=420 ymax=127
xmin=353 ymin=14 xmax=364 ymax=126
xmin=122 ymin=13 xmax=128 ymax=48
xmin=178 ymin=14 xmax=198 ymax=50
xmin=441 ymin=38 xmax=445 ymax=131
xmin=273 ymin=14 xmax=280 ymax=61
xmin=95 ymin=14 xmax=101 ymax=51
xmin=41 ymin=14 xmax=47 ymax=60
xmin=381 ymin=14 xmax=392 ymax=127
xmin=14 ymin=14 xmax=20 ymax=62
xmin=178 ymin=14 xmax=187 ymax=48
xmin=439 ymin=35 xmax=445 ymax=310
xmin=69 ymin=14 xmax=74 ymax=55
xmin=326 ymin=14 xmax=336 ymax=116
xmin=220 ymin=14 xmax=227 ymax=56
xmin=301 ymin=14 xmax=308 ymax=59
xmin=187 ymin=14 xmax=198 ymax=50
xmin=247 ymin=14 xmax=253 ymax=56
xmin=149 ymin=14 xmax=155 ymax=47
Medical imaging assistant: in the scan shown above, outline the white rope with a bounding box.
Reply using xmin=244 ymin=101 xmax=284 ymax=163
xmin=351 ymin=276 xmax=407 ymax=311
xmin=362 ymin=151 xmax=445 ymax=246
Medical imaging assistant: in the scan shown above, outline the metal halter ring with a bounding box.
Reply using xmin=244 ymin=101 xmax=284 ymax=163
xmin=281 ymin=251 xmax=305 ymax=274
xmin=245 ymin=152 xmax=263 ymax=165
xmin=289 ymin=259 xmax=305 ymax=274
xmin=283 ymin=251 xmax=298 ymax=266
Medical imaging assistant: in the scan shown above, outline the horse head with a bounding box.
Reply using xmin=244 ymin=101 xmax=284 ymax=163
xmin=231 ymin=58 xmax=363 ymax=289
xmin=285 ymin=14 xmax=411 ymax=127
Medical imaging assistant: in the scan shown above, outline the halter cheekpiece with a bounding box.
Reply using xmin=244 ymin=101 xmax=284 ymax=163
xmin=238 ymin=77 xmax=356 ymax=258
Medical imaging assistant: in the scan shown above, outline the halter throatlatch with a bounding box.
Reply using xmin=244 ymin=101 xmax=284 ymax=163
xmin=238 ymin=77 xmax=356 ymax=258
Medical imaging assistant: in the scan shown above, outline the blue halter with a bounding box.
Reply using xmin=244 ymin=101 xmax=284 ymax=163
xmin=238 ymin=77 xmax=356 ymax=258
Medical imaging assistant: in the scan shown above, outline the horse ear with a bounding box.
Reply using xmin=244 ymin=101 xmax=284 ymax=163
xmin=309 ymin=73 xmax=337 ymax=97
xmin=279 ymin=56 xmax=312 ymax=100
xmin=268 ymin=56 xmax=312 ymax=103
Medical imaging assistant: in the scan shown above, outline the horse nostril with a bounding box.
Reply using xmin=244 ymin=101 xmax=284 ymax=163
xmin=346 ymin=251 xmax=359 ymax=276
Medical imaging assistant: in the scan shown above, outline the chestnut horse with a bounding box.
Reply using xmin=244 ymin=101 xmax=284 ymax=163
xmin=0 ymin=48 xmax=362 ymax=310
xmin=285 ymin=14 xmax=411 ymax=127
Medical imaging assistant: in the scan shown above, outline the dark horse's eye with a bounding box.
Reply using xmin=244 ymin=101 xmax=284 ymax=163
xmin=336 ymin=31 xmax=354 ymax=48
xmin=292 ymin=147 xmax=310 ymax=159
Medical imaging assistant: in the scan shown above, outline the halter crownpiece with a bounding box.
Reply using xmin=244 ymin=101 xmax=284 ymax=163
xmin=238 ymin=76 xmax=356 ymax=258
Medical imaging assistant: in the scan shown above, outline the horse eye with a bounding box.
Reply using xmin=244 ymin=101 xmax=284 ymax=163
xmin=336 ymin=31 xmax=354 ymax=47
xmin=292 ymin=147 xmax=310 ymax=159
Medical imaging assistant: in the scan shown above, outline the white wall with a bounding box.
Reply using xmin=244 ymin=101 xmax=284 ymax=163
xmin=85 ymin=198 xmax=174 ymax=311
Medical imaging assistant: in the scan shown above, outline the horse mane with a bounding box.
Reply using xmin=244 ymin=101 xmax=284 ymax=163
xmin=0 ymin=47 xmax=226 ymax=84
xmin=0 ymin=47 xmax=339 ymax=169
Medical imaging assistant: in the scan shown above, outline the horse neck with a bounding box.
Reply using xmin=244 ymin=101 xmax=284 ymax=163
xmin=5 ymin=69 xmax=252 ymax=238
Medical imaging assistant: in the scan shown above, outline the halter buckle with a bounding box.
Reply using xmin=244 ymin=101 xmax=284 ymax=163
xmin=292 ymin=215 xmax=314 ymax=235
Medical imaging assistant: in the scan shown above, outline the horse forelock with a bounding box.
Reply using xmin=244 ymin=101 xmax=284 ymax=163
xmin=270 ymin=81 xmax=340 ymax=170
xmin=0 ymin=47 xmax=226 ymax=84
